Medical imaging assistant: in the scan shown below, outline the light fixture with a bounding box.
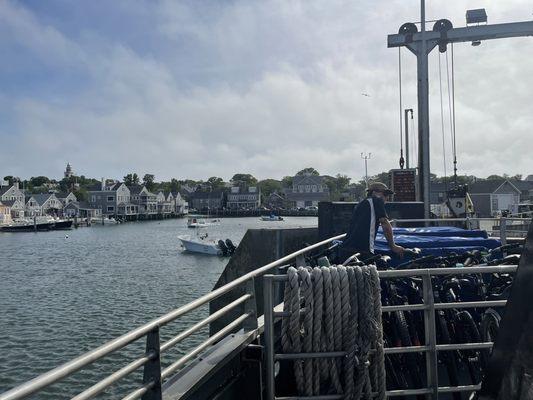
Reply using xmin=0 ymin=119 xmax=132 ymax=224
xmin=466 ymin=8 xmax=487 ymax=25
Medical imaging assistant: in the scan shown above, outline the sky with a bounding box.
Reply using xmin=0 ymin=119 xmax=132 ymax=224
xmin=0 ymin=0 xmax=532 ymax=182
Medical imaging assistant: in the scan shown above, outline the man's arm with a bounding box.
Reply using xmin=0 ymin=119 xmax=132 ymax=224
xmin=379 ymin=217 xmax=404 ymax=257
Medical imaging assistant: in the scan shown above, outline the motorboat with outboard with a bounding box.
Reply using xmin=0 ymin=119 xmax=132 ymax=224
xmin=178 ymin=232 xmax=236 ymax=256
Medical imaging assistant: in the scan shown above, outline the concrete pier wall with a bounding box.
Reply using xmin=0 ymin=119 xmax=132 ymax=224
xmin=209 ymin=227 xmax=318 ymax=335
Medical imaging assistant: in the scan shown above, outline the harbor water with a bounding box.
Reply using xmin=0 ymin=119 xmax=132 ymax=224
xmin=0 ymin=217 xmax=317 ymax=398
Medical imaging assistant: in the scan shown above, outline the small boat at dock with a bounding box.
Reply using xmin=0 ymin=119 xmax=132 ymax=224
xmin=187 ymin=217 xmax=220 ymax=228
xmin=261 ymin=215 xmax=284 ymax=221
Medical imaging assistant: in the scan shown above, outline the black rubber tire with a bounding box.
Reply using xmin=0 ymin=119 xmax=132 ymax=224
xmin=481 ymin=308 xmax=502 ymax=364
xmin=437 ymin=311 xmax=462 ymax=400
xmin=395 ymin=311 xmax=424 ymax=391
xmin=456 ymin=311 xmax=482 ymax=384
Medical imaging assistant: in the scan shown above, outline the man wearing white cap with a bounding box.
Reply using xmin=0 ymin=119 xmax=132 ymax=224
xmin=338 ymin=181 xmax=404 ymax=263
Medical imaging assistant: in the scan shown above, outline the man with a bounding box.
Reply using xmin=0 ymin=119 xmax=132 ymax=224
xmin=338 ymin=182 xmax=404 ymax=263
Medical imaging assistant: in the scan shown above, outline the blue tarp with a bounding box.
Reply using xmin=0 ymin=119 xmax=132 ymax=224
xmin=380 ymin=226 xmax=488 ymax=239
xmin=372 ymin=227 xmax=500 ymax=266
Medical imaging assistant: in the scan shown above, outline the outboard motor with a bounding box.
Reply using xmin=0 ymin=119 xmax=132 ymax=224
xmin=225 ymin=239 xmax=236 ymax=255
xmin=218 ymin=240 xmax=228 ymax=256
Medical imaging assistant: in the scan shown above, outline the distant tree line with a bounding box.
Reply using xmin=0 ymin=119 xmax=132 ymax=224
xmin=2 ymin=170 xmax=526 ymax=204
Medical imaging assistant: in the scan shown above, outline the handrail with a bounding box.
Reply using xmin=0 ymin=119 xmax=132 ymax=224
xmin=0 ymin=220 xmax=520 ymax=400
xmin=0 ymin=232 xmax=346 ymax=400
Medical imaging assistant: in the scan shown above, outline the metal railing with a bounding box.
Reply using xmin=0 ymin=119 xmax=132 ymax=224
xmin=0 ymin=218 xmax=524 ymax=400
xmin=263 ymin=264 xmax=518 ymax=400
xmin=0 ymin=233 xmax=346 ymax=400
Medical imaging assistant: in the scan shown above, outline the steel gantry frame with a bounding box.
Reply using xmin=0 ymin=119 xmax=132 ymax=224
xmin=387 ymin=1 xmax=533 ymax=219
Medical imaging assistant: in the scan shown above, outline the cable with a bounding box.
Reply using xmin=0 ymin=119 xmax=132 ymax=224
xmin=398 ymin=48 xmax=404 ymax=169
xmin=451 ymin=43 xmax=458 ymax=183
xmin=438 ymin=52 xmax=448 ymax=193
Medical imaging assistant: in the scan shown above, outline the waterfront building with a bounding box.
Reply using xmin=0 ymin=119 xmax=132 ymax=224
xmin=189 ymin=190 xmax=225 ymax=212
xmin=284 ymin=173 xmax=330 ymax=208
xmin=56 ymin=192 xmax=77 ymax=206
xmin=264 ymin=192 xmax=286 ymax=209
xmin=129 ymin=185 xmax=157 ymax=216
xmin=0 ymin=201 xmax=12 ymax=225
xmin=25 ymin=193 xmax=62 ymax=217
xmin=156 ymin=191 xmax=174 ymax=215
xmin=1 ymin=199 xmax=25 ymax=219
xmin=469 ymin=180 xmax=522 ymax=217
xmin=64 ymin=201 xmax=102 ymax=219
xmin=88 ymin=181 xmax=134 ymax=217
xmin=0 ymin=182 xmax=25 ymax=204
xmin=173 ymin=192 xmax=189 ymax=215
xmin=226 ymin=186 xmax=261 ymax=210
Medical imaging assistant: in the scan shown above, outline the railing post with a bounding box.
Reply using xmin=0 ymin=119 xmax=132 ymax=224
xmin=263 ymin=275 xmax=275 ymax=400
xmin=295 ymin=254 xmax=306 ymax=268
xmin=500 ymin=217 xmax=507 ymax=245
xmin=243 ymin=278 xmax=258 ymax=332
xmin=142 ymin=328 xmax=162 ymax=400
xmin=422 ymin=272 xmax=438 ymax=399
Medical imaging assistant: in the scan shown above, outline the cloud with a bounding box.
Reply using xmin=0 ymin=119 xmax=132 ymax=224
xmin=0 ymin=0 xmax=532 ymax=182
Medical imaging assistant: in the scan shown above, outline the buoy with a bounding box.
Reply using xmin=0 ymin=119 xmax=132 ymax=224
xmin=65 ymin=235 xmax=69 ymax=239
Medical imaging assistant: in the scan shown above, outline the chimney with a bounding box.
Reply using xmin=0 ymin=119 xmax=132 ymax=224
xmin=14 ymin=181 xmax=19 ymax=189
xmin=101 ymin=178 xmax=105 ymax=191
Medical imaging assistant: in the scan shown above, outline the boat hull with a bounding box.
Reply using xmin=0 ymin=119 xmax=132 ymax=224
xmin=178 ymin=235 xmax=222 ymax=255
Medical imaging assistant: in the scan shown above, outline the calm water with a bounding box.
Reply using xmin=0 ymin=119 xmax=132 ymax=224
xmin=0 ymin=217 xmax=317 ymax=398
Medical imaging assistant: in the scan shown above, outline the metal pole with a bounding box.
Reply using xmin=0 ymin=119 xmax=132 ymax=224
xmin=264 ymin=275 xmax=275 ymax=400
xmin=422 ymin=273 xmax=438 ymax=399
xmin=361 ymin=153 xmax=371 ymax=187
xmin=500 ymin=217 xmax=507 ymax=245
xmin=418 ymin=0 xmax=431 ymax=220
xmin=404 ymin=109 xmax=413 ymax=169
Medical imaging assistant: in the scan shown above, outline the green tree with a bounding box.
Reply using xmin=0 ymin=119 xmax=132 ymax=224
xmin=143 ymin=174 xmax=155 ymax=191
xmin=73 ymin=188 xmax=88 ymax=201
xmin=170 ymin=178 xmax=180 ymax=192
xmin=296 ymin=167 xmax=319 ymax=176
xmin=230 ymin=173 xmax=258 ymax=186
xmin=207 ymin=176 xmax=225 ymax=190
xmin=486 ymin=175 xmax=505 ymax=181
xmin=3 ymin=176 xmax=21 ymax=186
xmin=124 ymin=173 xmax=140 ymax=186
xmin=366 ymin=172 xmax=390 ymax=186
xmin=257 ymin=179 xmax=282 ymax=198
xmin=281 ymin=176 xmax=294 ymax=188
xmin=29 ymin=176 xmax=51 ymax=188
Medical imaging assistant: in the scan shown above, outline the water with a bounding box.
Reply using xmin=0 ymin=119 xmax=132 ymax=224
xmin=0 ymin=217 xmax=317 ymax=398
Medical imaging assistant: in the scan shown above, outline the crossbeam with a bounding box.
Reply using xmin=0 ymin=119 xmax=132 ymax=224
xmin=388 ymin=20 xmax=533 ymax=48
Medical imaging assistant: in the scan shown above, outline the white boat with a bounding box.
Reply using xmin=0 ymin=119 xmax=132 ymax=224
xmin=187 ymin=217 xmax=220 ymax=228
xmin=91 ymin=217 xmax=119 ymax=225
xmin=178 ymin=233 xmax=223 ymax=255
xmin=261 ymin=215 xmax=284 ymax=221
xmin=178 ymin=231 xmax=237 ymax=256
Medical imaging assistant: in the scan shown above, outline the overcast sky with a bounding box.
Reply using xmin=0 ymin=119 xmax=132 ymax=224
xmin=0 ymin=0 xmax=531 ymax=182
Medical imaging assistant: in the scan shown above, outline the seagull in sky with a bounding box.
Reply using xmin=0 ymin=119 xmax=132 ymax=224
xmin=361 ymin=93 xmax=371 ymax=97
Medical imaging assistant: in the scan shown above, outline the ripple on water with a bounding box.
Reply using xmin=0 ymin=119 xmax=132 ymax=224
xmin=0 ymin=217 xmax=317 ymax=398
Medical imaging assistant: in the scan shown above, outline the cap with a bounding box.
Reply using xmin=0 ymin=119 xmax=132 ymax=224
xmin=367 ymin=182 xmax=394 ymax=195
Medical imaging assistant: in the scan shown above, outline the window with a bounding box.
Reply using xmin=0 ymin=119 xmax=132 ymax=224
xmin=91 ymin=195 xmax=96 ymax=202
xmin=491 ymin=196 xmax=498 ymax=212
xmin=107 ymin=196 xmax=114 ymax=202
xmin=107 ymin=206 xmax=115 ymax=212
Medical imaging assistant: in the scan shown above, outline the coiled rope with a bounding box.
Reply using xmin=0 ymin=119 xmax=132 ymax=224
xmin=281 ymin=265 xmax=385 ymax=400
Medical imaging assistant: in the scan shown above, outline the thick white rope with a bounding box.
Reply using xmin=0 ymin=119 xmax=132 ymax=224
xmin=280 ymin=264 xmax=385 ymax=400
